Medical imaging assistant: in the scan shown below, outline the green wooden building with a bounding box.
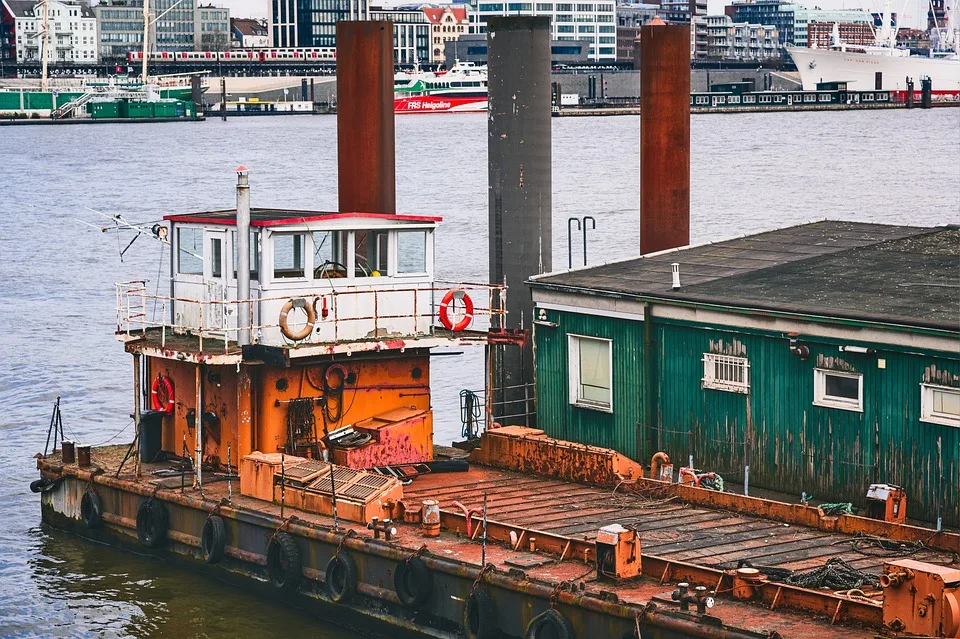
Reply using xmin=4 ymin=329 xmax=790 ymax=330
xmin=528 ymin=221 xmax=960 ymax=527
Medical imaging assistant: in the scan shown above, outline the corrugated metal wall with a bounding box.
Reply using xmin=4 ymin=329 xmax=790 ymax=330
xmin=534 ymin=308 xmax=644 ymax=457
xmin=534 ymin=307 xmax=960 ymax=526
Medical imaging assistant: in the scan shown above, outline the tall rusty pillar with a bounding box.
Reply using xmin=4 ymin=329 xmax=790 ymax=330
xmin=488 ymin=16 xmax=552 ymax=427
xmin=639 ymin=23 xmax=690 ymax=255
xmin=336 ymin=21 xmax=396 ymax=214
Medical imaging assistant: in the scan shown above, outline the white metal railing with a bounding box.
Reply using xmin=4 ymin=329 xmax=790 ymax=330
xmin=115 ymin=280 xmax=507 ymax=355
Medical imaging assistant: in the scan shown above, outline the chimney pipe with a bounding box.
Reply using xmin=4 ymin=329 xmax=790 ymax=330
xmin=488 ymin=16 xmax=552 ymax=425
xmin=671 ymin=262 xmax=681 ymax=290
xmin=336 ymin=21 xmax=396 ymax=214
xmin=640 ymin=22 xmax=690 ymax=255
xmin=236 ymin=166 xmax=251 ymax=346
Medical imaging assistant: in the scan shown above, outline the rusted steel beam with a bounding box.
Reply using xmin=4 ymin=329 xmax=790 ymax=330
xmin=335 ymin=21 xmax=395 ymax=215
xmin=640 ymin=554 xmax=883 ymax=627
xmin=639 ymin=22 xmax=690 ymax=255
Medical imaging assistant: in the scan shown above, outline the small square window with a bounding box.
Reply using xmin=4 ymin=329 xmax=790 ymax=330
xmin=177 ymin=227 xmax=203 ymax=275
xmin=232 ymin=230 xmax=260 ymax=280
xmin=397 ymin=230 xmax=427 ymax=274
xmin=814 ymin=368 xmax=863 ymax=412
xmin=354 ymin=230 xmax=389 ymax=277
xmin=273 ymin=233 xmax=305 ymax=279
xmin=568 ymin=334 xmax=612 ymax=412
xmin=702 ymin=353 xmax=749 ymax=394
xmin=921 ymin=384 xmax=960 ymax=427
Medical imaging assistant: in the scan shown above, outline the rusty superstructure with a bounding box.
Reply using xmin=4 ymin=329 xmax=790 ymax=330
xmin=31 ymin=17 xmax=960 ymax=639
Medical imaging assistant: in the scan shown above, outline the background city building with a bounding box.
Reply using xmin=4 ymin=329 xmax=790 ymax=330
xmin=806 ymin=20 xmax=873 ymax=47
xmin=615 ymin=3 xmax=657 ymax=61
xmin=1 ymin=0 xmax=97 ymax=63
xmin=469 ymin=0 xmax=617 ymax=61
xmin=693 ymin=14 xmax=779 ymax=59
xmin=729 ymin=0 xmax=871 ymax=47
xmin=443 ymin=31 xmax=590 ymax=64
xmin=370 ymin=4 xmax=430 ymax=63
xmin=95 ymin=0 xmax=229 ymax=58
xmin=423 ymin=5 xmax=468 ymax=62
xmin=271 ymin=0 xmax=367 ymax=48
xmin=231 ymin=17 xmax=269 ymax=47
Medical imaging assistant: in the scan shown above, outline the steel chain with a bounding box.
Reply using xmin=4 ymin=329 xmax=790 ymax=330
xmin=469 ymin=562 xmax=495 ymax=600
xmin=335 ymin=528 xmax=357 ymax=555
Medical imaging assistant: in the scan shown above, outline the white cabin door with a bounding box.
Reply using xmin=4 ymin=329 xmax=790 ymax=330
xmin=204 ymin=230 xmax=228 ymax=334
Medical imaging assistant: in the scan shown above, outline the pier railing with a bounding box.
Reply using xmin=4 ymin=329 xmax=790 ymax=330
xmin=115 ymin=280 xmax=508 ymax=354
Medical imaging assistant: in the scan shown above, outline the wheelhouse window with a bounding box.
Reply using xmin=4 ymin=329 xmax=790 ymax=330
xmin=354 ymin=230 xmax=388 ymax=277
xmin=702 ymin=353 xmax=749 ymax=394
xmin=273 ymin=233 xmax=305 ymax=279
xmin=312 ymin=230 xmax=348 ymax=279
xmin=921 ymin=384 xmax=960 ymax=427
xmin=397 ymin=230 xmax=427 ymax=275
xmin=568 ymin=334 xmax=612 ymax=412
xmin=210 ymin=237 xmax=223 ymax=278
xmin=177 ymin=227 xmax=203 ymax=275
xmin=232 ymin=230 xmax=260 ymax=280
xmin=814 ymin=369 xmax=863 ymax=412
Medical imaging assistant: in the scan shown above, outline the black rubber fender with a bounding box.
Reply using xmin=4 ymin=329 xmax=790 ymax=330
xmin=325 ymin=551 xmax=358 ymax=604
xmin=267 ymin=532 xmax=301 ymax=592
xmin=394 ymin=557 xmax=433 ymax=608
xmin=136 ymin=500 xmax=168 ymax=548
xmin=80 ymin=491 xmax=103 ymax=529
xmin=525 ymin=608 xmax=575 ymax=639
xmin=30 ymin=477 xmax=59 ymax=493
xmin=463 ymin=587 xmax=497 ymax=639
xmin=201 ymin=514 xmax=226 ymax=564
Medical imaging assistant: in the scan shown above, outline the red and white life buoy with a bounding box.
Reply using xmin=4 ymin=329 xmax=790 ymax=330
xmin=151 ymin=375 xmax=175 ymax=413
xmin=438 ymin=289 xmax=474 ymax=332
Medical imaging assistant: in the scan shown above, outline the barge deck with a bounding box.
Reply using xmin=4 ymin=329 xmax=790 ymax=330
xmin=37 ymin=443 xmax=960 ymax=639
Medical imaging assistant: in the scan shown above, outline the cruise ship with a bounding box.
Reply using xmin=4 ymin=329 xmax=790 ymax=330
xmin=787 ymin=11 xmax=960 ymax=98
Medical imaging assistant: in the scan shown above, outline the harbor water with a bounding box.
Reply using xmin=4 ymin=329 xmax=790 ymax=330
xmin=1 ymin=110 xmax=958 ymax=638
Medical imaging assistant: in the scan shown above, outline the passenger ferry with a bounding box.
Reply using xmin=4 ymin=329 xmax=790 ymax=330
xmin=394 ymin=61 xmax=487 ymax=114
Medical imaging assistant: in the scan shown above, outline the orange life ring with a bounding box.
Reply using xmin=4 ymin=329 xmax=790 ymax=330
xmin=279 ymin=298 xmax=317 ymax=341
xmin=438 ymin=289 xmax=474 ymax=332
xmin=151 ymin=375 xmax=175 ymax=413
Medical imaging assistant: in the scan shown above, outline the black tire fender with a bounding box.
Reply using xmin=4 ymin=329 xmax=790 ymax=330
xmin=136 ymin=500 xmax=168 ymax=548
xmin=267 ymin=532 xmax=301 ymax=592
xmin=30 ymin=477 xmax=59 ymax=493
xmin=80 ymin=491 xmax=103 ymax=529
xmin=201 ymin=514 xmax=226 ymax=564
xmin=325 ymin=551 xmax=358 ymax=604
xmin=394 ymin=557 xmax=433 ymax=608
xmin=525 ymin=608 xmax=575 ymax=639
xmin=463 ymin=587 xmax=497 ymax=639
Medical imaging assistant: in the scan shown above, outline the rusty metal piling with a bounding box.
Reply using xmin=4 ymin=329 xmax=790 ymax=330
xmin=336 ymin=21 xmax=396 ymax=215
xmin=639 ymin=23 xmax=690 ymax=255
xmin=487 ymin=16 xmax=552 ymax=425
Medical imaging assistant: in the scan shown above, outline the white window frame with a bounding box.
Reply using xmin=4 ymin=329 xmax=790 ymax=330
xmin=568 ymin=334 xmax=613 ymax=413
xmin=920 ymin=383 xmax=960 ymax=428
xmin=702 ymin=353 xmax=750 ymax=394
xmin=813 ymin=368 xmax=863 ymax=412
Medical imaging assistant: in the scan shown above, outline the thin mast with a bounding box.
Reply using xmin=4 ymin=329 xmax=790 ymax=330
xmin=141 ymin=0 xmax=149 ymax=83
xmin=40 ymin=0 xmax=50 ymax=92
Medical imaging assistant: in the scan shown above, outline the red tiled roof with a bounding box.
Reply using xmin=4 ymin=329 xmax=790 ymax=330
xmin=422 ymin=6 xmax=467 ymax=24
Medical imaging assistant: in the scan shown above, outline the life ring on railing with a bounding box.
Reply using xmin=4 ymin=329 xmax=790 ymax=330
xmin=151 ymin=375 xmax=175 ymax=414
xmin=438 ymin=289 xmax=474 ymax=332
xmin=279 ymin=298 xmax=317 ymax=341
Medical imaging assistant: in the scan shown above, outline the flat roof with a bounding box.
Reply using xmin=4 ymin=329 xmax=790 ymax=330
xmin=164 ymin=208 xmax=442 ymax=227
xmin=530 ymin=221 xmax=960 ymax=331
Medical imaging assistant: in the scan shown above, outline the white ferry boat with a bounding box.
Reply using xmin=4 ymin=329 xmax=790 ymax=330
xmin=394 ymin=61 xmax=488 ymax=114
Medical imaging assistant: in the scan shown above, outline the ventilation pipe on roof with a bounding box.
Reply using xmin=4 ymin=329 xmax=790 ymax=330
xmin=671 ymin=263 xmax=681 ymax=290
xmin=236 ymin=166 xmax=251 ymax=347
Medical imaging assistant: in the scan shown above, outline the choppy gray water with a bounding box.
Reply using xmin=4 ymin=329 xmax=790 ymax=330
xmin=1 ymin=110 xmax=958 ymax=638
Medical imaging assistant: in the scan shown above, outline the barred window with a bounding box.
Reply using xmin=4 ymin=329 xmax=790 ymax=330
xmin=702 ymin=353 xmax=749 ymax=394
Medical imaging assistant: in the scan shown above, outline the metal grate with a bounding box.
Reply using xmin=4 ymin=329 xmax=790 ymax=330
xmin=284 ymin=460 xmax=330 ymax=482
xmin=339 ymin=474 xmax=392 ymax=500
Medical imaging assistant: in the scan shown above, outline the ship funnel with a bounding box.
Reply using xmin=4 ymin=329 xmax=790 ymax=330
xmin=488 ymin=16 xmax=552 ymax=425
xmin=336 ymin=21 xmax=396 ymax=214
xmin=640 ymin=22 xmax=690 ymax=255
